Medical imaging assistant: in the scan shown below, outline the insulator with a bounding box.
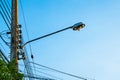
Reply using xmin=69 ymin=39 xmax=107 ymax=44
xmin=23 ymin=57 xmax=26 ymax=60
xmin=22 ymin=54 xmax=26 ymax=60
xmin=18 ymin=34 xmax=22 ymax=39
xmin=18 ymin=40 xmax=22 ymax=44
xmin=18 ymin=45 xmax=22 ymax=49
xmin=18 ymin=30 xmax=22 ymax=33
xmin=18 ymin=24 xmax=22 ymax=28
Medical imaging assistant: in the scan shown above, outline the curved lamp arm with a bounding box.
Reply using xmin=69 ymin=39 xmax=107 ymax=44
xmin=22 ymin=22 xmax=85 ymax=48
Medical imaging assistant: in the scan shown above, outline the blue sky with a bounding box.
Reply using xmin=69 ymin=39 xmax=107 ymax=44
xmin=1 ymin=0 xmax=120 ymax=80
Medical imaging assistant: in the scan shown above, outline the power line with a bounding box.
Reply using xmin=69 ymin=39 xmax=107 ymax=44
xmin=19 ymin=0 xmax=34 ymax=59
xmin=34 ymin=69 xmax=63 ymax=80
xmin=21 ymin=64 xmax=62 ymax=80
xmin=20 ymin=63 xmax=63 ymax=80
xmin=0 ymin=0 xmax=11 ymax=30
xmin=0 ymin=11 xmax=11 ymax=30
xmin=19 ymin=0 xmax=36 ymax=77
xmin=1 ymin=0 xmax=11 ymax=22
xmin=0 ymin=35 xmax=10 ymax=47
xmin=0 ymin=42 xmax=7 ymax=55
xmin=0 ymin=5 xmax=11 ymax=29
xmin=19 ymin=0 xmax=30 ymax=40
xmin=22 ymin=41 xmax=34 ymax=80
xmin=5 ymin=0 xmax=11 ymax=9
xmin=24 ymin=74 xmax=55 ymax=80
xmin=0 ymin=49 xmax=9 ymax=63
xmin=28 ymin=62 xmax=87 ymax=80
xmin=19 ymin=69 xmax=56 ymax=80
xmin=20 ymin=63 xmax=91 ymax=80
xmin=3 ymin=0 xmax=11 ymax=14
xmin=1 ymin=0 xmax=11 ymax=19
xmin=19 ymin=63 xmax=50 ymax=72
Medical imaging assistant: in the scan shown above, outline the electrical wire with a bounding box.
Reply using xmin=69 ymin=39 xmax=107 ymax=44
xmin=22 ymin=41 xmax=34 ymax=78
xmin=0 ymin=6 xmax=11 ymax=29
xmin=19 ymin=0 xmax=30 ymax=40
xmin=18 ymin=67 xmax=56 ymax=80
xmin=0 ymin=30 xmax=8 ymax=35
xmin=0 ymin=0 xmax=11 ymax=30
xmin=31 ymin=66 xmax=51 ymax=71
xmin=0 ymin=11 xmax=11 ymax=30
xmin=3 ymin=0 xmax=11 ymax=14
xmin=1 ymin=0 xmax=11 ymax=19
xmin=19 ymin=0 xmax=34 ymax=59
xmin=19 ymin=63 xmax=63 ymax=80
xmin=23 ymin=63 xmax=65 ymax=80
xmin=0 ymin=43 xmax=7 ymax=55
xmin=0 ymin=30 xmax=11 ymax=40
xmin=1 ymin=0 xmax=11 ymax=22
xmin=29 ymin=62 xmax=88 ymax=80
xmin=24 ymin=74 xmax=55 ymax=80
xmin=34 ymin=69 xmax=63 ymax=80
xmin=19 ymin=0 xmax=36 ymax=76
xmin=19 ymin=63 xmax=50 ymax=72
xmin=0 ymin=35 xmax=10 ymax=47
xmin=6 ymin=0 xmax=11 ymax=9
xmin=0 ymin=49 xmax=9 ymax=63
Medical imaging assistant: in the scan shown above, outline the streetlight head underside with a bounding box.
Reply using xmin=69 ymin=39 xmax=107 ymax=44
xmin=72 ymin=22 xmax=85 ymax=31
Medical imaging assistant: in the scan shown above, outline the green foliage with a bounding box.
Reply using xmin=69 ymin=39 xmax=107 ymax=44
xmin=0 ymin=59 xmax=24 ymax=80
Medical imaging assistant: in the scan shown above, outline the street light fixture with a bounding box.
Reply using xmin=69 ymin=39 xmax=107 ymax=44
xmin=23 ymin=22 xmax=85 ymax=47
xmin=72 ymin=22 xmax=85 ymax=31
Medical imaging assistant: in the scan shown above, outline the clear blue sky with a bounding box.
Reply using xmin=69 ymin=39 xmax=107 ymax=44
xmin=1 ymin=0 xmax=120 ymax=80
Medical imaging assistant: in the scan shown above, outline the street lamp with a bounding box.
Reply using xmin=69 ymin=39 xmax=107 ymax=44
xmin=21 ymin=22 xmax=85 ymax=60
xmin=23 ymin=22 xmax=85 ymax=47
xmin=72 ymin=22 xmax=85 ymax=31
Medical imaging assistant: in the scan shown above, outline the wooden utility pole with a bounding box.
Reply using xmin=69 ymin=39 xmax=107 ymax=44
xmin=11 ymin=0 xmax=19 ymax=70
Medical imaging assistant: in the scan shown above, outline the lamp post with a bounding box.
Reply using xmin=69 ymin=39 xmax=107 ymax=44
xmin=23 ymin=22 xmax=85 ymax=47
